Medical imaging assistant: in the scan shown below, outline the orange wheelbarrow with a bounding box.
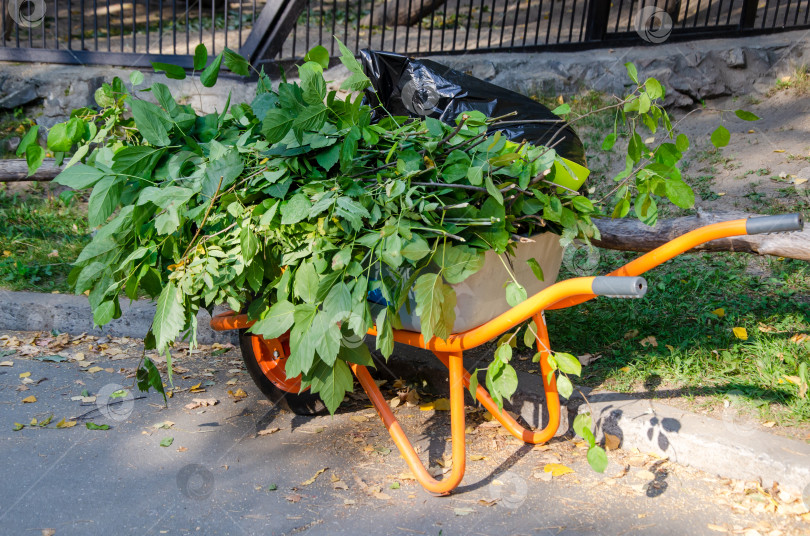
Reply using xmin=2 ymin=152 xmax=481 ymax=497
xmin=210 ymin=214 xmax=803 ymax=495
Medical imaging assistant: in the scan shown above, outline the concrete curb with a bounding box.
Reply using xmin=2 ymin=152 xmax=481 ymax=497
xmin=578 ymin=391 xmax=810 ymax=495
xmin=2 ymin=290 xmax=808 ymax=493
xmin=0 ymin=290 xmax=236 ymax=344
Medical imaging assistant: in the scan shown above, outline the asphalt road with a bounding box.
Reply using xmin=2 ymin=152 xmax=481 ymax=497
xmin=0 ymin=330 xmax=806 ymax=536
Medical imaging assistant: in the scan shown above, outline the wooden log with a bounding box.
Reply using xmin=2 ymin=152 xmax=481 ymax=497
xmin=0 ymin=158 xmax=63 ymax=182
xmin=592 ymin=209 xmax=810 ymax=261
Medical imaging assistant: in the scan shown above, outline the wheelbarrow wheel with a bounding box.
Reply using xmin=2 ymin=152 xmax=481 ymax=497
xmin=238 ymin=329 xmax=327 ymax=416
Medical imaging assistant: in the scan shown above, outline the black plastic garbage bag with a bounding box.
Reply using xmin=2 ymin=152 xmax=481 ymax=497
xmin=359 ymin=50 xmax=586 ymax=167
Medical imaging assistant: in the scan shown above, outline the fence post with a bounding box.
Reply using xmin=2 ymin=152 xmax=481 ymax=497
xmin=584 ymin=0 xmax=612 ymax=42
xmin=740 ymin=0 xmax=758 ymax=29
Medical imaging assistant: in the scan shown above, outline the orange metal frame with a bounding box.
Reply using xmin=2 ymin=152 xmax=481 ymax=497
xmin=211 ymin=217 xmax=755 ymax=494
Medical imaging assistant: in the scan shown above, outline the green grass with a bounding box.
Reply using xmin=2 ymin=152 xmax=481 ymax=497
xmin=545 ymin=249 xmax=810 ymax=425
xmin=0 ymin=186 xmax=90 ymax=292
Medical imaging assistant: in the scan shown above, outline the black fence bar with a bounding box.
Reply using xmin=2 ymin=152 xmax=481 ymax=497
xmin=1 ymin=0 xmax=810 ymax=68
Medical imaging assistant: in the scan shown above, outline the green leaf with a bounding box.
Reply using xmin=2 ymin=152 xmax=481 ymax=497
xmin=572 ymin=413 xmax=591 ymax=439
xmin=292 ymin=103 xmax=328 ymax=138
xmin=315 ymin=144 xmax=340 ymax=171
xmin=47 ymin=123 xmax=72 ymax=152
xmin=250 ymin=300 xmax=296 ymax=339
xmin=551 ymin=103 xmax=571 ymax=116
xmin=25 ymin=145 xmax=44 ymax=176
xmin=281 ymin=193 xmax=312 ymax=225
xmin=129 ymin=98 xmax=171 ymax=146
xmin=414 ymin=273 xmax=456 ymax=342
xmin=556 ymin=374 xmax=573 ymax=399
xmin=710 ymin=125 xmax=730 ymax=148
xmin=439 ymin=244 xmax=485 ymax=284
xmin=645 ymin=78 xmax=664 ymax=99
xmin=203 ymin=148 xmax=244 ymax=197
xmin=200 ymin=52 xmax=223 ymax=87
xmin=554 ymin=352 xmax=582 ymax=376
xmin=523 ymin=323 xmax=537 ymax=347
xmin=112 ymin=146 xmax=165 ymax=178
xmin=136 ymin=356 xmax=167 ymax=403
xmin=601 ymin=133 xmax=617 ymax=151
xmin=223 ymin=48 xmax=249 ymax=76
xmin=298 ymin=61 xmax=327 ymax=105
xmin=492 ymin=363 xmax=519 ymax=401
xmin=159 ymin=436 xmax=174 ymax=447
xmin=311 ymin=310 xmax=341 ymax=366
xmin=130 ymin=70 xmax=144 ymax=86
xmin=309 ymin=358 xmax=353 ymax=414
xmin=335 ymin=37 xmax=370 ymax=90
xmin=338 ymin=342 xmax=374 ymax=367
xmin=505 ymin=281 xmax=527 ymax=307
xmin=304 ymin=45 xmax=330 ymax=69
xmin=734 ymin=109 xmax=760 ymax=121
xmin=88 ymin=176 xmax=123 ymax=227
xmin=93 ymin=300 xmax=117 ymax=326
xmin=468 ymin=368 xmax=480 ymax=397
xmin=665 ymin=178 xmax=695 ymax=209
xmin=485 ymin=175 xmax=503 ymax=204
xmin=86 ymin=422 xmax=110 ymax=430
xmin=53 ymin=163 xmax=105 ymax=190
xmin=152 ymin=282 xmax=185 ymax=353
xmin=16 ymin=125 xmax=38 ymax=157
xmin=401 ymin=235 xmax=431 ymax=262
xmin=151 ymin=62 xmax=187 ymax=80
xmin=262 ymin=109 xmax=294 ymax=144
xmin=625 ymin=62 xmax=638 ymax=84
xmin=675 ymin=133 xmax=689 ymax=153
xmin=587 ymin=446 xmax=608 ymax=473
xmin=293 ymin=262 xmax=319 ymax=304
xmin=193 ymin=43 xmax=207 ymax=70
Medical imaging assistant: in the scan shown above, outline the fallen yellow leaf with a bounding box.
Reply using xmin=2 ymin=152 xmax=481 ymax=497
xmin=774 ymin=149 xmax=786 ymax=153
xmin=544 ymin=463 xmax=574 ymax=477
xmin=87 ymin=366 xmax=103 ymax=373
xmin=22 ymin=395 xmax=37 ymax=403
xmin=604 ymin=432 xmax=621 ymax=451
xmin=732 ymin=327 xmax=748 ymax=340
xmin=19 ymin=372 xmax=31 ymax=378
xmin=711 ymin=308 xmax=725 ymax=318
xmin=56 ymin=418 xmax=77 ymax=428
xmin=301 ymin=467 xmax=328 ymax=486
xmin=639 ymin=335 xmax=658 ymax=348
xmin=620 ymin=366 xmax=631 ymax=372
xmin=470 ymin=454 xmax=488 ymax=461
xmin=795 ymin=178 xmax=809 ymax=186
xmin=432 ymin=398 xmax=451 ymax=411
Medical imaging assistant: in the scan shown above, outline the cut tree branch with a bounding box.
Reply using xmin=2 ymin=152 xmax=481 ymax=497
xmin=591 ymin=209 xmax=810 ymax=261
xmin=0 ymin=158 xmax=64 ymax=182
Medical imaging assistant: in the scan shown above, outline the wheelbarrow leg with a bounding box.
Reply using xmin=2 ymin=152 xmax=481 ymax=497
xmin=433 ymin=313 xmax=561 ymax=445
xmin=350 ymin=351 xmax=467 ymax=495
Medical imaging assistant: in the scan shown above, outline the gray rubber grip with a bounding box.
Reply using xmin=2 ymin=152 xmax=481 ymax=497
xmin=591 ymin=276 xmax=648 ymax=298
xmin=746 ymin=214 xmax=804 ymax=235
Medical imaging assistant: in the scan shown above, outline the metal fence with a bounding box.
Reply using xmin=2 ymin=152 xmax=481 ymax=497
xmin=1 ymin=0 xmax=809 ymax=68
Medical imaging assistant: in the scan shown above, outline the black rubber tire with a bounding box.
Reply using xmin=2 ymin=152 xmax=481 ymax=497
xmin=238 ymin=329 xmax=327 ymax=416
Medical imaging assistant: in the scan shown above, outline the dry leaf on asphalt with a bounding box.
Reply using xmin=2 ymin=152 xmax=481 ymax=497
xmin=258 ymin=427 xmax=280 ymax=436
xmin=301 ymin=467 xmax=328 ymax=486
xmin=544 ymin=463 xmax=574 ymax=477
xmin=228 ymin=388 xmax=247 ymax=401
xmin=22 ymin=395 xmax=36 ymax=403
xmin=19 ymin=371 xmax=30 ymax=378
xmin=454 ymin=507 xmax=475 ymax=516
xmin=0 ymin=361 xmax=13 ymax=366
xmin=56 ymin=418 xmax=77 ymax=428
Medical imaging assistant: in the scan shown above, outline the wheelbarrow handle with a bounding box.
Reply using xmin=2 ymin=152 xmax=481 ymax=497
xmin=746 ymin=213 xmax=804 ymax=235
xmin=591 ymin=276 xmax=647 ymax=298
